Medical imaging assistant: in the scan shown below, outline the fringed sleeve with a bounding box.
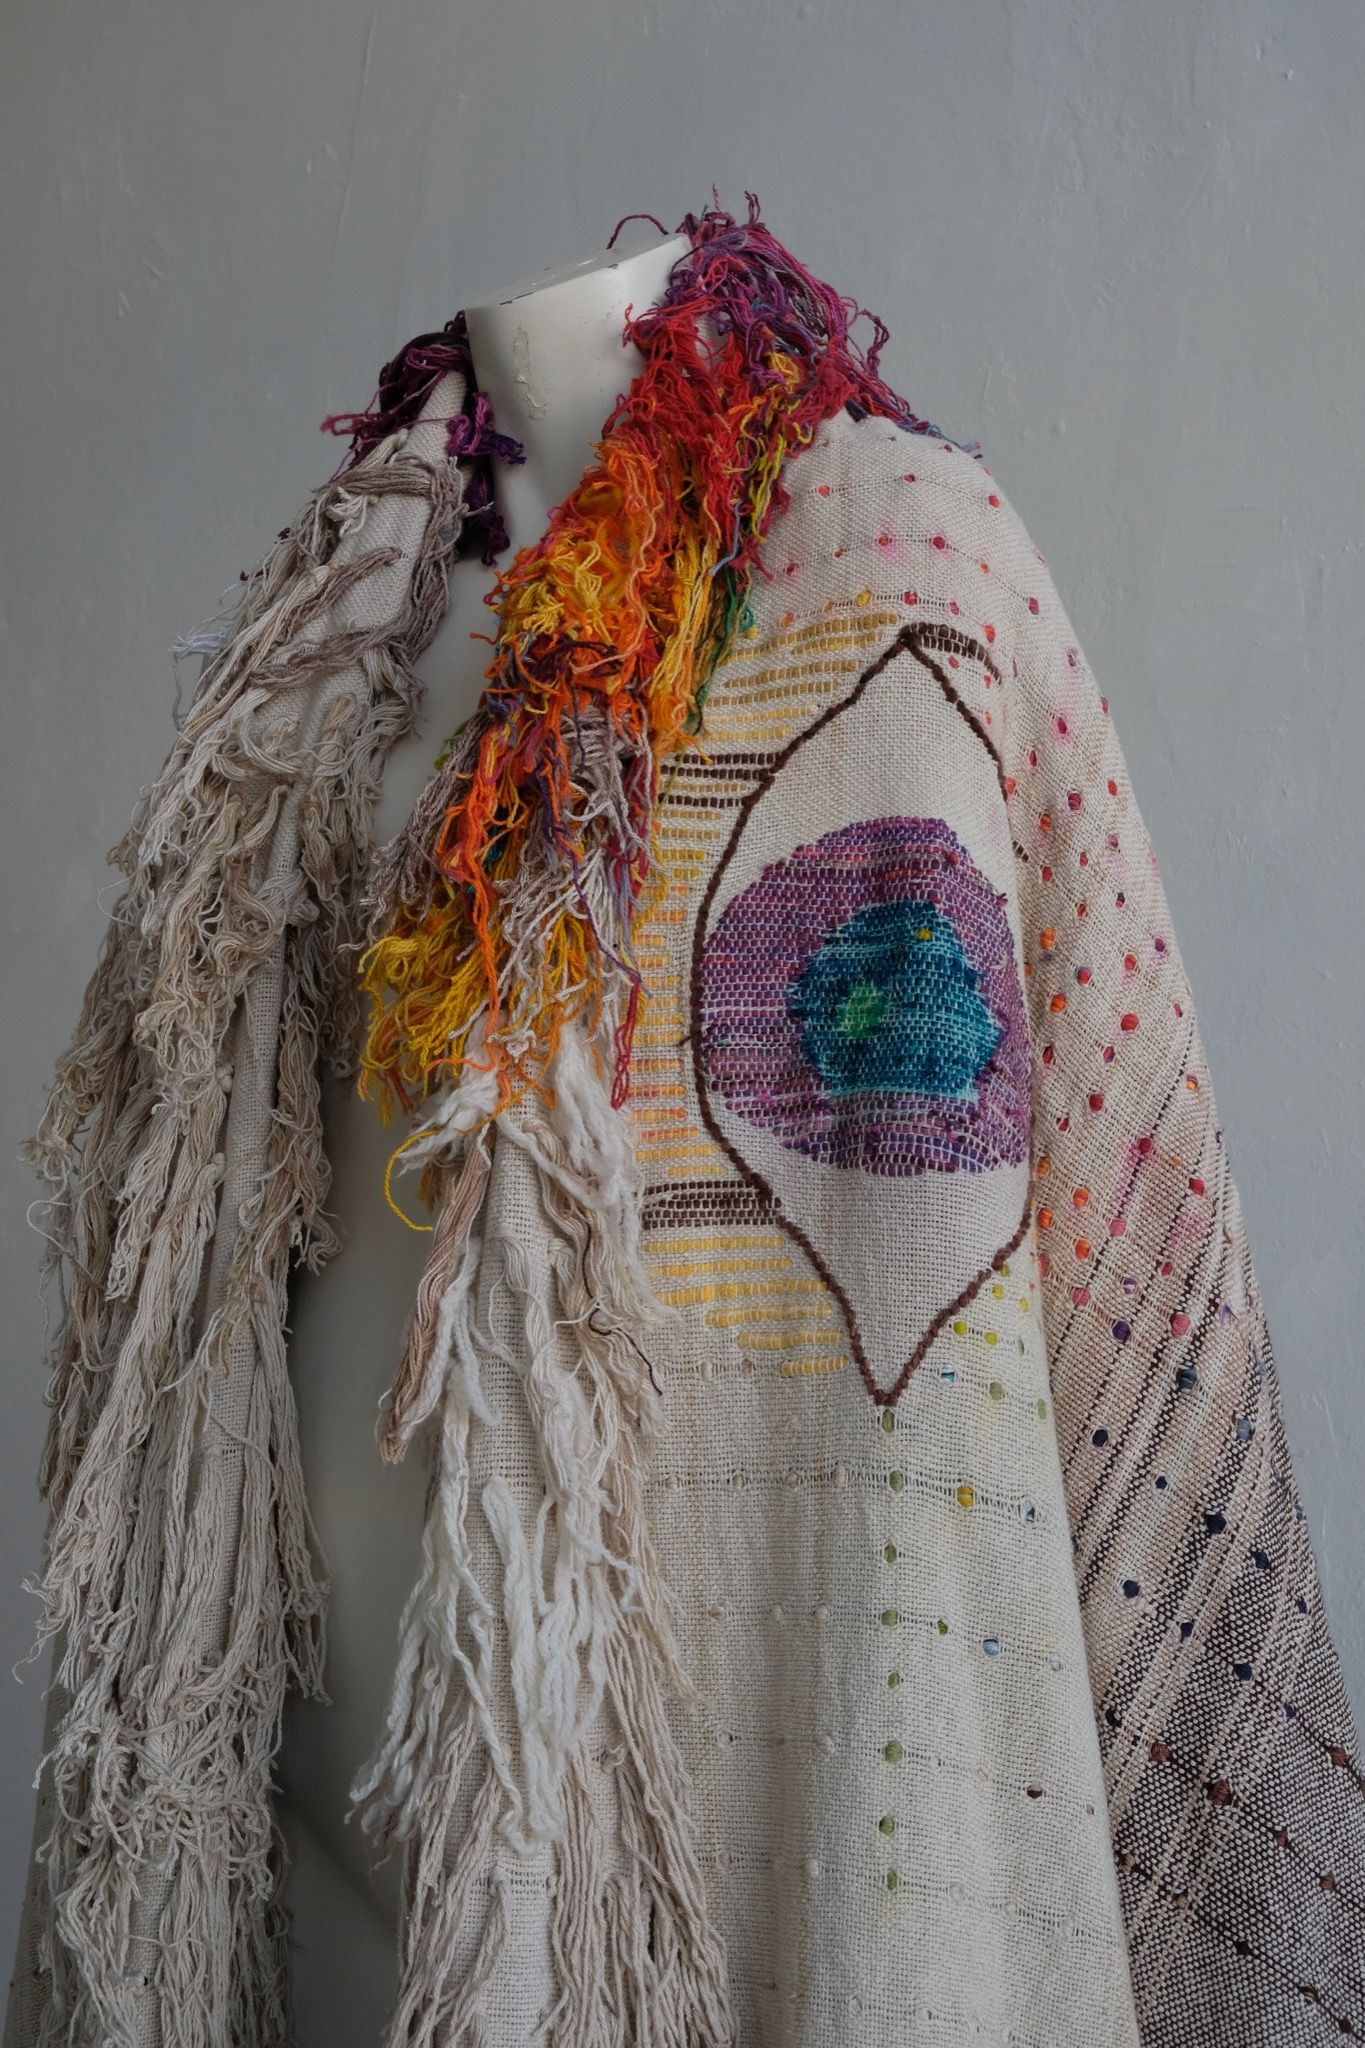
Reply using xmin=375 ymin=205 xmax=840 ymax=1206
xmin=993 ymin=475 xmax=1364 ymax=2044
xmin=6 ymin=382 xmax=467 ymax=2048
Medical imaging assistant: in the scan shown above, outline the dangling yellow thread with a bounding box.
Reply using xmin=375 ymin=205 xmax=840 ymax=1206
xmin=382 ymin=1126 xmax=441 ymax=1233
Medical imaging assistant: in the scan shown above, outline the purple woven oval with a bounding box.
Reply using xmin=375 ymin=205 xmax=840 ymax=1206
xmin=697 ymin=816 xmax=1029 ymax=1177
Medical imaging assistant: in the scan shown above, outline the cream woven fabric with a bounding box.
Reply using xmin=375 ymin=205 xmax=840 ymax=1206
xmin=9 ymin=372 xmax=1361 ymax=2048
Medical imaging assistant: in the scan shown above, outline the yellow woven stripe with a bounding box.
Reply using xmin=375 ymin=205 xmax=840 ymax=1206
xmin=645 ymin=1231 xmax=800 ymax=1255
xmin=637 ymin=1143 xmax=723 ymax=1169
xmin=656 ymin=780 xmax=757 ymax=804
xmin=656 ymin=1276 xmax=829 ymax=1307
xmin=656 ymin=816 xmax=729 ymax=839
xmin=711 ymin=610 xmax=900 ymax=670
xmin=746 ymin=1330 xmax=837 ymax=1352
xmin=653 ymin=838 xmax=724 ymax=862
xmin=650 ymin=1252 xmax=795 ymax=1279
xmin=706 ymin=1303 xmax=837 ymax=1329
xmin=641 ymin=1165 xmax=735 ymax=1182
xmin=703 ymin=716 xmax=831 ymax=743
xmin=703 ymin=653 xmax=893 ymax=707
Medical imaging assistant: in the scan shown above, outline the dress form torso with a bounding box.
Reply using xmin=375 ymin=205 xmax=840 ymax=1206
xmin=275 ymin=229 xmax=689 ymax=2040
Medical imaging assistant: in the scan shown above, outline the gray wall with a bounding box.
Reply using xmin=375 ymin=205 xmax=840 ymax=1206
xmin=3 ymin=0 xmax=1363 ymax=2021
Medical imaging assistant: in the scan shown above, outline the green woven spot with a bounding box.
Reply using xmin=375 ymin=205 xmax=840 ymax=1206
xmin=838 ymin=976 xmax=889 ymax=1042
xmin=790 ymin=896 xmax=1002 ymax=1100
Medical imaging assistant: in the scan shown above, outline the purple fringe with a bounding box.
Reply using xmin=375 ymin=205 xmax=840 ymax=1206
xmin=321 ymin=313 xmax=526 ymax=567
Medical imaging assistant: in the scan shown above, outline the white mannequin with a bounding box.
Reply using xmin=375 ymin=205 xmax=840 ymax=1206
xmin=277 ymin=227 xmax=691 ymax=2040
xmin=459 ymin=230 xmax=692 ymax=561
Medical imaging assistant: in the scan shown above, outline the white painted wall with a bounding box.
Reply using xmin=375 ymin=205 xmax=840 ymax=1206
xmin=3 ymin=2 xmax=1362 ymax=2038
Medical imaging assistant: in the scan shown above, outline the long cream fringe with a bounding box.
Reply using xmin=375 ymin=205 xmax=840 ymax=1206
xmin=352 ymin=1014 xmax=736 ymax=2045
xmin=7 ymin=395 xmax=466 ymax=2047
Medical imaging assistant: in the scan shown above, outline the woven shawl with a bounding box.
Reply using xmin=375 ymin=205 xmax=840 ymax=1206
xmin=7 ymin=210 xmax=1362 ymax=2048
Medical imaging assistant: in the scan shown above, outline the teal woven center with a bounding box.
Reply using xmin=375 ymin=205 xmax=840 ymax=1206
xmin=787 ymin=896 xmax=1001 ymax=1100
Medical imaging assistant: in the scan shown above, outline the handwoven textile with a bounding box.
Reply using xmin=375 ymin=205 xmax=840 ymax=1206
xmin=622 ymin=403 xmax=1365 ymax=2043
xmin=7 ymin=209 xmax=1361 ymax=2048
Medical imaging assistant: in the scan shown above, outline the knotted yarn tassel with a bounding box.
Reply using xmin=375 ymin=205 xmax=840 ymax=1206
xmin=352 ymin=1011 xmax=735 ymax=2046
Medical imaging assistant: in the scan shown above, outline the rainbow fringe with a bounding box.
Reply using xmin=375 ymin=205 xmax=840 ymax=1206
xmin=352 ymin=193 xmax=956 ymax=1158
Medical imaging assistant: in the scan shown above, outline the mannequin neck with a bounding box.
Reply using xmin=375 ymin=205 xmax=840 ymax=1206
xmin=462 ymin=229 xmax=691 ymax=558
